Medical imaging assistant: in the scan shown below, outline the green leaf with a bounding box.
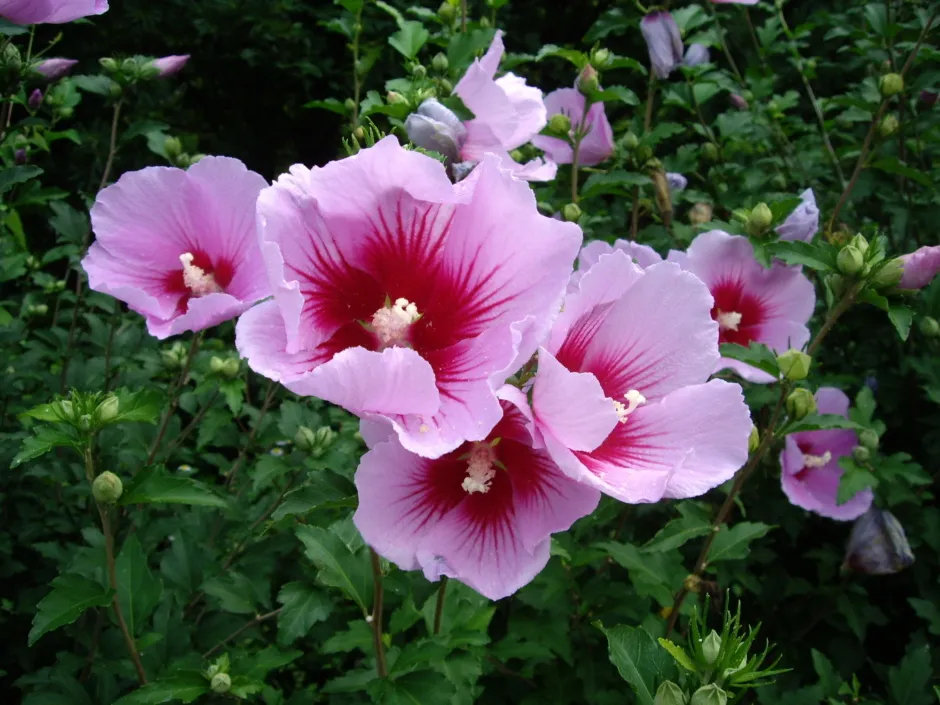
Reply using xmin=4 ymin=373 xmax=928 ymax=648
xmin=657 ymin=638 xmax=696 ymax=672
xmin=202 ymin=572 xmax=259 ymax=614
xmin=836 ymin=460 xmax=878 ymax=505
xmin=719 ymin=342 xmax=780 ymax=378
xmin=764 ymin=240 xmax=839 ymax=271
xmin=29 ymin=574 xmax=113 ymax=646
xmin=271 ymin=476 xmax=350 ymax=520
xmin=295 ymin=525 xmax=373 ymax=613
xmin=112 ymin=388 xmax=164 ymax=424
xmin=603 ymin=625 xmax=677 ymax=705
xmin=71 ymin=74 xmax=116 ymax=95
xmin=0 ymin=18 xmax=30 ymax=35
xmin=589 ymin=85 xmax=640 ymax=106
xmin=887 ymin=305 xmax=913 ymax=341
xmin=110 ymin=673 xmax=209 ymax=705
xmin=373 ymin=0 xmax=405 ymax=26
xmin=708 ymin=522 xmax=773 ymax=563
xmin=12 ymin=425 xmax=82 ymax=468
xmin=304 ymin=97 xmax=349 ymax=115
xmin=580 ymin=171 xmax=651 ymax=199
xmin=642 ymin=512 xmax=711 ymax=553
xmin=533 ymin=44 xmax=587 ymax=68
xmin=116 ymin=535 xmax=163 ymax=636
xmin=871 ymin=157 xmax=933 ymax=188
xmin=908 ymin=598 xmax=940 ymax=635
xmin=372 ymin=669 xmax=456 ymax=704
xmin=218 ymin=379 xmax=245 ymax=416
xmin=782 ymin=413 xmax=860 ymax=434
xmin=888 ymin=645 xmax=933 ymax=705
xmin=0 ymin=165 xmax=43 ymax=194
xmin=853 ymin=387 xmax=877 ymax=425
xmin=388 ymin=21 xmax=430 ymax=60
xmin=600 ymin=542 xmax=683 ymax=605
xmin=118 ymin=466 xmax=228 ymax=508
xmin=276 ymin=582 xmax=333 ymax=645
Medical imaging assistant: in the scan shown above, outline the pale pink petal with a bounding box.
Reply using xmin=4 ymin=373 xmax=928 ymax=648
xmin=570 ymin=239 xmax=662 ymax=289
xmin=149 ymin=293 xmax=253 ymax=340
xmin=235 ymin=300 xmax=323 ymax=385
xmin=531 ymin=88 xmax=614 ymax=166
xmin=781 ymin=438 xmax=872 ymax=520
xmin=494 ymin=73 xmax=548 ymax=148
xmin=899 ymin=245 xmax=940 ymax=290
xmin=1 ymin=0 xmax=108 ymax=24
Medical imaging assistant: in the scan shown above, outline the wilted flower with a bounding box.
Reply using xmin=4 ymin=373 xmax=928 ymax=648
xmin=666 ymin=172 xmax=688 ymax=192
xmin=729 ymin=94 xmax=749 ymax=110
xmin=235 ymin=137 xmax=580 ymax=459
xmin=27 ymin=88 xmax=42 ymax=110
xmin=640 ymin=12 xmax=684 ymax=79
xmin=667 ymin=231 xmax=815 ymax=383
xmin=0 ymin=0 xmax=108 ymax=24
xmin=898 ymin=245 xmax=940 ymax=290
xmin=14 ymin=147 xmax=26 ymax=164
xmin=33 ymin=58 xmax=78 ymax=80
xmin=82 ymin=157 xmax=270 ymax=339
xmin=920 ymin=90 xmax=938 ymax=106
xmin=531 ymin=252 xmax=751 ymax=503
xmin=405 ymin=99 xmax=468 ymax=165
xmin=780 ymin=387 xmax=873 ymax=520
xmin=843 ymin=508 xmax=914 ymax=574
xmin=775 ymin=188 xmax=819 ymax=242
xmin=530 ymin=88 xmax=614 ymax=166
xmin=683 ymin=44 xmax=710 ymax=67
xmin=354 ymin=391 xmax=599 ymax=600
xmin=449 ymin=31 xmax=555 ymax=181
xmin=151 ymin=54 xmax=190 ymax=77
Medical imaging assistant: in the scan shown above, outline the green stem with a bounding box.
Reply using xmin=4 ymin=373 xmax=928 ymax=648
xmin=351 ymin=5 xmax=364 ymax=128
xmin=433 ymin=576 xmax=448 ymax=635
xmin=146 ymin=333 xmax=202 ymax=466
xmin=370 ymin=549 xmax=388 ymax=677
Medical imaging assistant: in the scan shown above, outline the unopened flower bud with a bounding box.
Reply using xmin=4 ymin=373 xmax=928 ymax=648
xmin=857 ymin=429 xmax=879 ymax=451
xmin=222 ymin=358 xmax=239 ymax=378
xmin=689 ymin=202 xmax=713 ymax=225
xmin=777 ymin=349 xmax=811 ymax=381
xmin=690 ymin=684 xmax=727 ymax=705
xmin=108 ymin=82 xmax=123 ymax=98
xmin=786 ymin=388 xmax=817 ymax=420
xmin=313 ymin=426 xmax=336 ymax=452
xmin=871 ymin=258 xmax=904 ymax=289
xmin=562 ymin=203 xmax=582 ymax=223
xmin=746 ymin=202 xmax=773 ymax=237
xmin=748 ymin=426 xmax=759 ymax=453
xmin=622 ymin=132 xmax=639 ymax=150
xmin=548 ymin=113 xmax=572 ymax=135
xmin=920 ymin=316 xmax=940 ymax=337
xmin=28 ymin=89 xmax=43 ymax=111
xmin=591 ymin=47 xmax=611 ymax=69
xmin=879 ymin=73 xmax=904 ymax=97
xmin=655 ymin=681 xmax=688 ymax=705
xmin=410 ymin=64 xmax=427 ymax=80
xmin=701 ymin=142 xmax=718 ymax=162
xmin=701 ymin=630 xmax=722 ymax=665
xmin=577 ymin=65 xmax=600 ymax=95
xmin=2 ymin=43 xmax=22 ymax=72
xmin=636 ymin=145 xmax=654 ymax=163
xmin=163 ymin=136 xmax=183 ymax=159
xmin=344 ymin=97 xmax=356 ymax=112
xmin=837 ymin=245 xmax=865 ymax=275
xmin=353 ymin=126 xmax=366 ymax=142
xmin=97 ymin=395 xmax=120 ymax=423
xmin=14 ymin=147 xmax=27 ymax=165
xmin=210 ymin=672 xmax=231 ymax=694
xmin=99 ymin=57 xmax=118 ymax=72
xmin=295 ymin=425 xmax=317 ymax=451
xmin=209 ymin=356 xmax=226 ymax=374
xmin=431 ymin=53 xmax=449 ymax=73
xmin=438 ymin=1 xmax=455 ymax=22
xmin=878 ymin=114 xmax=899 ymax=137
xmin=387 ymin=90 xmax=408 ymax=105
xmin=92 ymin=471 xmax=124 ymax=504
xmin=729 ymin=93 xmax=749 ymax=110
xmin=848 ymin=233 xmax=869 ymax=256
xmin=57 ymin=400 xmax=74 ymax=419
xmin=479 ymin=15 xmax=491 ymax=28
xmin=826 ymin=272 xmax=847 ymax=297
xmin=852 ymin=445 xmax=871 ymax=463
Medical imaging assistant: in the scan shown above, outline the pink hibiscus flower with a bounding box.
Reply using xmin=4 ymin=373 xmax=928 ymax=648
xmin=899 ymin=245 xmax=940 ymax=290
xmin=0 ymin=0 xmax=106 ymax=24
xmin=570 ymin=238 xmax=662 ymax=288
xmin=83 ymin=158 xmax=270 ymax=339
xmin=780 ymin=387 xmax=872 ymax=520
xmin=151 ymin=55 xmax=190 ymax=77
xmin=33 ymin=58 xmax=78 ymax=80
xmin=667 ymin=230 xmax=815 ymax=383
xmin=530 ymin=88 xmax=614 ymax=166
xmin=531 ymin=251 xmax=752 ymax=503
xmin=354 ymin=388 xmax=599 ymax=600
xmin=235 ymin=137 xmax=580 ymax=458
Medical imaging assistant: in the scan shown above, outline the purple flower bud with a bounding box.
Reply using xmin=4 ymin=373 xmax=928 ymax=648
xmin=920 ymin=90 xmax=938 ymax=107
xmin=404 ymin=99 xmax=467 ymax=164
xmin=28 ymin=88 xmax=43 ymax=111
xmin=640 ymin=12 xmax=684 ymax=80
xmin=775 ymin=188 xmax=819 ymax=242
xmin=898 ymin=245 xmax=940 ymax=290
xmin=843 ymin=508 xmax=914 ymax=575
xmin=729 ymin=93 xmax=749 ymax=110
xmin=683 ymin=44 xmax=710 ymax=67
xmin=14 ymin=148 xmax=27 ymax=165
xmin=151 ymin=54 xmax=190 ymax=77
xmin=666 ymin=172 xmax=688 ymax=191
xmin=33 ymin=58 xmax=78 ymax=80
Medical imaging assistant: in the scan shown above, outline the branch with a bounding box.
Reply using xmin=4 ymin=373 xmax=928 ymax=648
xmin=201 ymin=609 xmax=282 ymax=659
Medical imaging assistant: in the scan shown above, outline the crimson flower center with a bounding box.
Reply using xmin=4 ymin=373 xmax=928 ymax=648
xmin=710 ymin=280 xmax=764 ymax=346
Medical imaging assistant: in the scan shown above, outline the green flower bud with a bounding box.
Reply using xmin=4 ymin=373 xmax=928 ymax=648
xmin=871 ymin=258 xmax=904 ymax=289
xmin=701 ymin=630 xmax=722 ymax=665
xmin=548 ymin=113 xmax=572 ymax=135
xmin=163 ymin=136 xmax=183 ymax=159
xmin=2 ymin=43 xmax=22 ymax=71
xmin=479 ymin=15 xmax=491 ymax=28
xmin=120 ymin=57 xmax=138 ymax=74
xmin=655 ymin=681 xmax=688 ymax=705
xmin=78 ymin=414 xmax=93 ymax=431
xmin=786 ymin=388 xmax=817 ymax=420
xmin=636 ymin=145 xmax=654 ymax=163
xmin=509 ymin=149 xmax=524 ymax=162
xmin=209 ymin=356 xmax=226 ymax=374
xmin=438 ymin=78 xmax=453 ymax=94
xmin=562 ymin=203 xmax=582 ymax=223
xmin=312 ymin=426 xmax=337 ymax=453
xmin=431 ymin=52 xmax=449 ymax=73
xmin=591 ymin=47 xmax=612 ymax=69
xmin=92 ymin=471 xmax=124 ymax=504
xmin=295 ymin=425 xmax=317 ymax=451
xmin=576 ymin=65 xmax=599 ymax=96
xmin=859 ymin=429 xmax=880 ymax=450
xmin=57 ymin=399 xmax=74 ymax=420
xmin=837 ymin=246 xmax=865 ymax=275
xmin=438 ymin=1 xmax=455 ymax=22
xmin=99 ymin=57 xmax=119 ymax=73
xmin=108 ymin=81 xmax=123 ymax=98
xmin=387 ymin=90 xmax=408 ymax=105
xmin=879 ymin=73 xmax=904 ymax=97
xmin=96 ymin=395 xmax=120 ymax=423
xmin=826 ymin=272 xmax=847 ymax=297
xmin=853 ymin=445 xmax=871 ymax=463
xmin=878 ymin=114 xmax=899 ymax=137
xmin=746 ymin=202 xmax=773 ymax=237
xmin=221 ymin=358 xmax=240 ymax=378
xmin=848 ymin=233 xmax=869 ymax=256
xmin=344 ymin=97 xmax=356 ymax=112
xmin=777 ymin=348 xmax=812 ymax=381
xmin=701 ymin=142 xmax=719 ymax=162
xmin=353 ymin=126 xmax=366 ymax=142
xmin=748 ymin=426 xmax=760 ymax=453
xmin=690 ymin=684 xmax=728 ymax=705
xmin=622 ymin=132 xmax=639 ymax=151
xmin=206 ymin=664 xmax=220 ymax=678
xmin=920 ymin=316 xmax=940 ymax=338
xmin=210 ymin=672 xmax=231 ymax=694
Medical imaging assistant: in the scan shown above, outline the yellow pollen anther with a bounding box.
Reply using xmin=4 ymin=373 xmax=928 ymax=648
xmin=614 ymin=389 xmax=646 ymax=423
xmin=179 ymin=252 xmax=222 ymax=297
xmin=803 ymin=451 xmax=832 ymax=468
xmin=716 ymin=309 xmax=743 ymax=331
xmin=462 ymin=443 xmax=496 ymax=494
xmin=371 ymin=297 xmax=421 ymax=348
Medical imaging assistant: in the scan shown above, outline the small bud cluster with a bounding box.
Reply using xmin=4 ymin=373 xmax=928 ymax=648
xmin=295 ymin=425 xmax=337 ymax=457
